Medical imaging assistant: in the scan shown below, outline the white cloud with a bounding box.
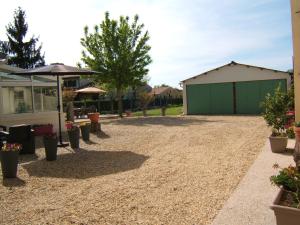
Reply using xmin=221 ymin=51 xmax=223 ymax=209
xmin=0 ymin=0 xmax=293 ymax=87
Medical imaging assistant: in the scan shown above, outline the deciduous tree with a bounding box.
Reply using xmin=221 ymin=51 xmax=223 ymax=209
xmin=81 ymin=12 xmax=152 ymax=116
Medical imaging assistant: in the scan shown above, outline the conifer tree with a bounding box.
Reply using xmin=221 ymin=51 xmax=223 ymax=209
xmin=0 ymin=7 xmax=45 ymax=68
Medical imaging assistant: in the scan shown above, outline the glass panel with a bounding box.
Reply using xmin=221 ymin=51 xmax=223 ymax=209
xmin=43 ymin=87 xmax=57 ymax=111
xmin=0 ymin=73 xmax=31 ymax=81
xmin=1 ymin=87 xmax=33 ymax=114
xmin=33 ymin=75 xmax=56 ymax=83
xmin=33 ymin=87 xmax=42 ymax=111
xmin=64 ymin=79 xmax=77 ymax=88
xmin=33 ymin=87 xmax=57 ymax=112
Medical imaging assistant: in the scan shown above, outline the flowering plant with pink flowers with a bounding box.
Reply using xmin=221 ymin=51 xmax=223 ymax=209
xmin=1 ymin=143 xmax=22 ymax=151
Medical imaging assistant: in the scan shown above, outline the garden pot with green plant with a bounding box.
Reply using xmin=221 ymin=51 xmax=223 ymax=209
xmin=161 ymin=106 xmax=167 ymax=116
xmin=270 ymin=164 xmax=300 ymax=225
xmin=0 ymin=143 xmax=21 ymax=178
xmin=88 ymin=112 xmax=99 ymax=123
xmin=80 ymin=122 xmax=91 ymax=142
xmin=67 ymin=123 xmax=80 ymax=149
xmin=261 ymin=86 xmax=289 ymax=153
xmin=138 ymin=91 xmax=154 ymax=117
xmin=43 ymin=133 xmax=58 ymax=161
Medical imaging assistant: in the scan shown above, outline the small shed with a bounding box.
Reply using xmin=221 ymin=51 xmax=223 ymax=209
xmin=181 ymin=61 xmax=292 ymax=115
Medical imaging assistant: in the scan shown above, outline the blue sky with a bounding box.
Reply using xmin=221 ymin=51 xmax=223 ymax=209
xmin=0 ymin=0 xmax=293 ymax=87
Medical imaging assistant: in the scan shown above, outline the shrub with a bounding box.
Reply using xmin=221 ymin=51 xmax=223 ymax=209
xmin=261 ymin=86 xmax=289 ymax=136
xmin=271 ymin=164 xmax=300 ymax=208
xmin=287 ymin=127 xmax=295 ymax=139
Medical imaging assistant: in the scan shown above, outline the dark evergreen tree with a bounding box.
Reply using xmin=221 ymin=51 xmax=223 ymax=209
xmin=1 ymin=7 xmax=45 ymax=68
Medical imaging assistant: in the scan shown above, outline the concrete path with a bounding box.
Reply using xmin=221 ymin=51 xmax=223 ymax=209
xmin=211 ymin=139 xmax=295 ymax=225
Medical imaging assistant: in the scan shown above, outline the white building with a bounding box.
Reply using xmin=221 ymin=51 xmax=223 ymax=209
xmin=0 ymin=61 xmax=65 ymax=132
xmin=181 ymin=61 xmax=291 ymax=115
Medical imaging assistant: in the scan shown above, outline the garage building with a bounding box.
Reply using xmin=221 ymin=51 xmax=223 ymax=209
xmin=181 ymin=61 xmax=291 ymax=115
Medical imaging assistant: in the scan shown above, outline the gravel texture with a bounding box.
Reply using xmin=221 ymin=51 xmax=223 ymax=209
xmin=0 ymin=116 xmax=270 ymax=225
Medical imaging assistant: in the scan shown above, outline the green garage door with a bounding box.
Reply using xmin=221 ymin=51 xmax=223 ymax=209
xmin=236 ymin=79 xmax=287 ymax=114
xmin=187 ymin=83 xmax=233 ymax=114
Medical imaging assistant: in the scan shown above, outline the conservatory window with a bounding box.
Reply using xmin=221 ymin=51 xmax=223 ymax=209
xmin=33 ymin=87 xmax=57 ymax=112
xmin=2 ymin=87 xmax=33 ymax=114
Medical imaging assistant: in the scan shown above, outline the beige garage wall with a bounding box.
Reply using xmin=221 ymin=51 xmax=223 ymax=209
xmin=182 ymin=64 xmax=291 ymax=114
xmin=183 ymin=64 xmax=291 ymax=85
xmin=291 ymin=0 xmax=300 ymax=121
xmin=0 ymin=112 xmax=66 ymax=132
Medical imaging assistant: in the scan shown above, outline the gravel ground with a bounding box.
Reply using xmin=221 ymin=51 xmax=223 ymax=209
xmin=0 ymin=116 xmax=270 ymax=225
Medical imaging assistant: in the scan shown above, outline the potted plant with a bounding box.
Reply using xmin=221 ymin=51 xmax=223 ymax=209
xmin=161 ymin=106 xmax=167 ymax=116
xmin=80 ymin=122 xmax=91 ymax=142
xmin=67 ymin=123 xmax=80 ymax=149
xmin=138 ymin=91 xmax=154 ymax=117
xmin=287 ymin=126 xmax=296 ymax=139
xmin=88 ymin=112 xmax=100 ymax=123
xmin=270 ymin=163 xmax=300 ymax=225
xmin=0 ymin=143 xmax=22 ymax=178
xmin=43 ymin=133 xmax=58 ymax=161
xmin=261 ymin=86 xmax=289 ymax=153
xmin=125 ymin=110 xmax=132 ymax=117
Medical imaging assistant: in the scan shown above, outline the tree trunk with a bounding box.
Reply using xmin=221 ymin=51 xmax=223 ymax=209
xmin=110 ymin=97 xmax=114 ymax=114
xmin=117 ymin=88 xmax=123 ymax=117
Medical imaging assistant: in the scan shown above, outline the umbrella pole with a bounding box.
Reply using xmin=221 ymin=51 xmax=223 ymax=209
xmin=56 ymin=75 xmax=69 ymax=147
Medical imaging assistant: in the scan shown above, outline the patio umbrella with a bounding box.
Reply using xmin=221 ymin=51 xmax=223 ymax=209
xmin=75 ymin=87 xmax=106 ymax=115
xmin=11 ymin=63 xmax=99 ymax=147
xmin=75 ymin=87 xmax=106 ymax=94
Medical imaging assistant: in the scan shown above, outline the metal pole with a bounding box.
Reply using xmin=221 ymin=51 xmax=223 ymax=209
xmin=56 ymin=75 xmax=68 ymax=147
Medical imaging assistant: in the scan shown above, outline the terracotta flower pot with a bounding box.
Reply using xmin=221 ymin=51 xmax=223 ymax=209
xmin=271 ymin=189 xmax=300 ymax=225
xmin=269 ymin=136 xmax=288 ymax=153
xmin=88 ymin=113 xmax=100 ymax=123
xmin=125 ymin=111 xmax=132 ymax=117
xmin=294 ymin=127 xmax=300 ymax=141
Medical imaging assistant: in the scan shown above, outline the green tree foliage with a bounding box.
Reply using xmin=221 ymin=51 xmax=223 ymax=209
xmin=261 ymin=85 xmax=290 ymax=136
xmin=80 ymin=12 xmax=152 ymax=116
xmin=0 ymin=7 xmax=45 ymax=68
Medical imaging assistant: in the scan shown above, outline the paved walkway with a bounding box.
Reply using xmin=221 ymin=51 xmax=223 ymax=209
xmin=211 ymin=139 xmax=295 ymax=225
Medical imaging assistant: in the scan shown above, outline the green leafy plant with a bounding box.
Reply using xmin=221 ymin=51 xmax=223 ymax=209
xmin=138 ymin=91 xmax=154 ymax=116
xmin=271 ymin=164 xmax=300 ymax=208
xmin=287 ymin=127 xmax=295 ymax=139
xmin=261 ymin=86 xmax=289 ymax=136
xmin=295 ymin=122 xmax=300 ymax=127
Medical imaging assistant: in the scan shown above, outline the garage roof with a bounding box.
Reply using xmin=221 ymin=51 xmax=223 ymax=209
xmin=181 ymin=61 xmax=291 ymax=83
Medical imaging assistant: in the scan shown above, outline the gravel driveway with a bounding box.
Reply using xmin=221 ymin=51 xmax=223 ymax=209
xmin=0 ymin=116 xmax=270 ymax=225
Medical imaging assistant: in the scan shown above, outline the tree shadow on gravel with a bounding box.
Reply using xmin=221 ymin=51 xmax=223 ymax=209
xmin=23 ymin=148 xmax=149 ymax=179
xmin=108 ymin=116 xmax=223 ymax=127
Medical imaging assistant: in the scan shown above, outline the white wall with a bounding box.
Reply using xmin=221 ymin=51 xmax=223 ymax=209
xmin=182 ymin=64 xmax=291 ymax=114
xmin=0 ymin=112 xmax=66 ymax=132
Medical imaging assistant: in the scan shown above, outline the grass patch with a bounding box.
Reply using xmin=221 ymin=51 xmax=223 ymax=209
xmin=132 ymin=106 xmax=183 ymax=116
